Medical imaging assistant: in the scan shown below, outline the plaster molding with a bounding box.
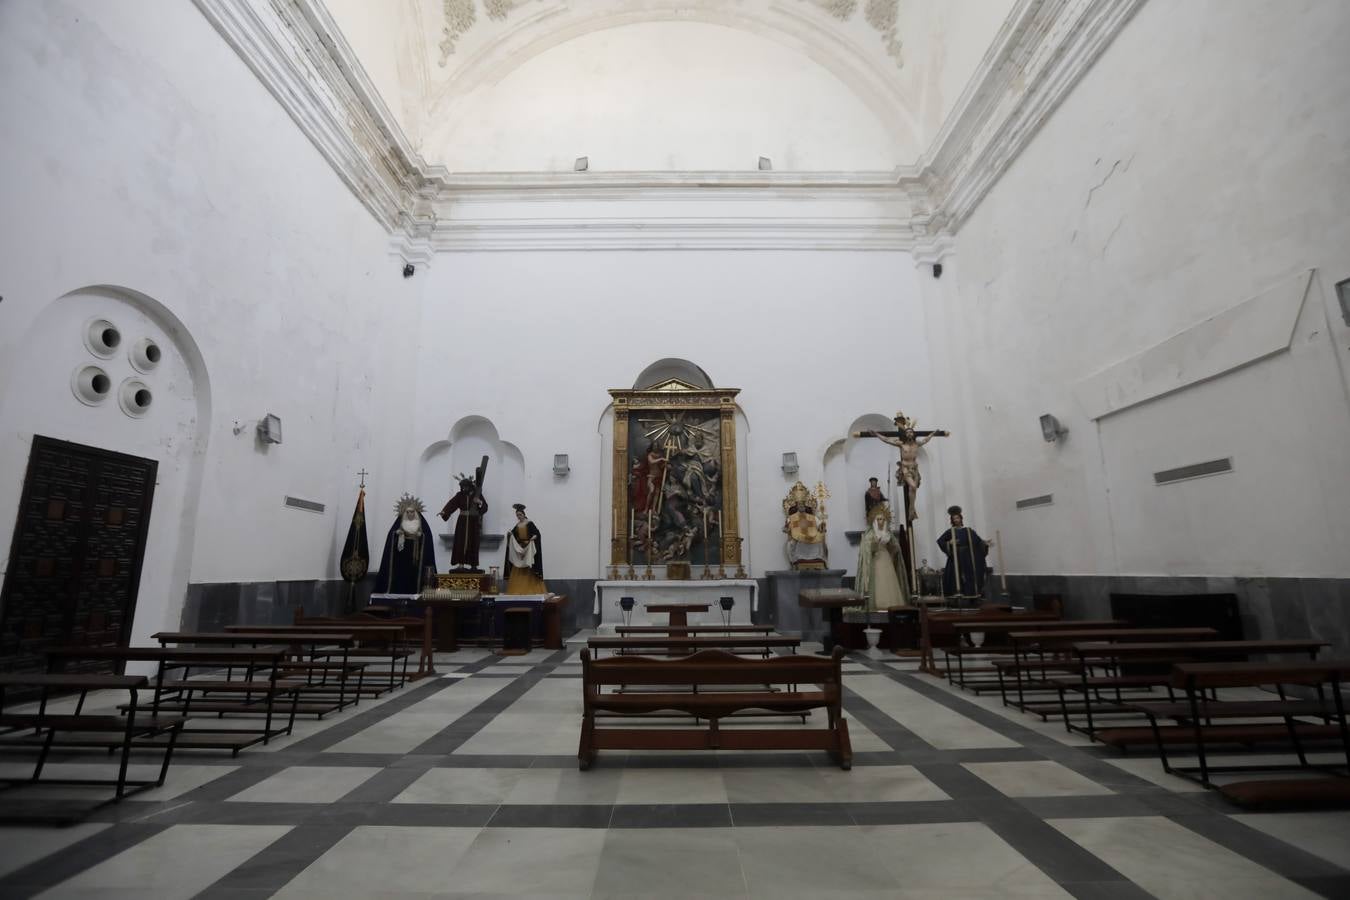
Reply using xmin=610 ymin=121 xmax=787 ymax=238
xmin=1072 ymin=271 xmax=1314 ymax=421
xmin=918 ymin=0 xmax=1147 ymax=233
xmin=194 ymin=0 xmax=1145 ymax=251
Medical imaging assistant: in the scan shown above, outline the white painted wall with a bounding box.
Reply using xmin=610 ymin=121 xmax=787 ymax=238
xmin=409 ymin=248 xmax=950 ymax=579
xmin=0 ymin=0 xmax=422 ymax=638
xmin=935 ymin=0 xmax=1350 ymax=579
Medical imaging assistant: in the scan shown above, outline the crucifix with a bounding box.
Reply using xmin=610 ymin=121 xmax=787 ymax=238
xmin=852 ymin=411 xmax=950 ymax=591
xmin=356 ymin=468 xmax=368 ymax=489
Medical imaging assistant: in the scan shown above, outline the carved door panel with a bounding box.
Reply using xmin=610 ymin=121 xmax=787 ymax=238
xmin=0 ymin=436 xmax=156 ymax=675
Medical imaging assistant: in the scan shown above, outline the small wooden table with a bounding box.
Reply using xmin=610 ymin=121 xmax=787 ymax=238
xmin=798 ymin=589 xmax=865 ymax=655
xmin=645 ymin=603 xmax=710 ymax=632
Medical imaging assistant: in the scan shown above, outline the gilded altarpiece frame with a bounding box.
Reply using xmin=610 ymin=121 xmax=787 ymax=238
xmin=609 ymin=380 xmax=742 ymax=574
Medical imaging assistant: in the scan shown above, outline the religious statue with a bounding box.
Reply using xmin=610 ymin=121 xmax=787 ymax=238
xmin=375 ymin=493 xmax=437 ymax=594
xmin=863 ymin=477 xmax=886 ymax=522
xmin=855 ymin=502 xmax=909 ymax=612
xmin=439 ymin=457 xmax=489 ymax=571
xmin=502 ymin=503 xmax=546 ymax=594
xmin=630 ymin=442 xmax=667 ymax=515
xmin=937 ymin=505 xmax=991 ymax=600
xmin=853 ymin=412 xmax=949 ymax=523
xmin=782 ymin=480 xmax=828 ymax=570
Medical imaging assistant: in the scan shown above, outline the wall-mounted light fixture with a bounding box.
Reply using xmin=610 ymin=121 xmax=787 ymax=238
xmin=574 ymin=156 xmax=589 ymax=172
xmin=1039 ymin=414 xmax=1068 ymax=443
xmin=553 ymin=453 xmax=570 ymax=477
xmin=257 ymin=413 xmax=283 ymax=445
xmin=758 ymin=156 xmax=772 ymax=171
xmin=781 ymin=452 xmax=799 ymax=475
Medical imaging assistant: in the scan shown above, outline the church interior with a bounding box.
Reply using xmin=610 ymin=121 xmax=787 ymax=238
xmin=1 ymin=0 xmax=1349 ymax=896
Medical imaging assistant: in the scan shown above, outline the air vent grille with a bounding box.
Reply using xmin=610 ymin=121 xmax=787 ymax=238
xmin=1153 ymin=458 xmax=1232 ymax=485
xmin=1015 ymin=494 xmax=1054 ymax=510
xmin=283 ymin=496 xmax=326 ymax=514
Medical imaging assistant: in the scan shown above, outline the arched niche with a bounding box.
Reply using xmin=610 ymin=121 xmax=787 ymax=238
xmin=821 ymin=413 xmax=897 ymax=576
xmin=0 ymin=285 xmax=211 ymax=663
xmin=417 ymin=416 xmax=525 ymax=551
xmin=632 ymin=358 xmax=714 ymax=390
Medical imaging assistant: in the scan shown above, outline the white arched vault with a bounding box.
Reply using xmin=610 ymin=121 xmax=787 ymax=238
xmin=417 ymin=415 xmax=525 ymax=543
xmin=396 ymin=2 xmax=926 ymax=172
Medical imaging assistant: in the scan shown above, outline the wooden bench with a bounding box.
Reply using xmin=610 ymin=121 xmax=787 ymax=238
xmin=1064 ymin=639 xmax=1329 ymax=739
xmin=45 ymin=647 xmax=295 ymax=755
xmin=917 ymin=606 xmax=1057 ymax=674
xmin=228 ymin=622 xmax=413 ymax=691
xmin=615 ymin=625 xmax=775 ymax=635
xmin=0 ymin=673 xmax=185 ymax=804
xmin=587 ymin=634 xmax=800 ymax=658
xmin=944 ymin=620 xmax=1128 ymax=692
xmin=579 ymin=647 xmax=851 ymax=770
xmin=152 ymin=632 xmax=363 ymax=715
xmin=1130 ymin=661 xmax=1350 ymax=796
xmin=999 ymin=628 xmax=1218 ymax=714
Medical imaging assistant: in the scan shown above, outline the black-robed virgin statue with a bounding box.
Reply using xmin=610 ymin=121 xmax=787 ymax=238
xmin=375 ymin=493 xmax=438 ymax=594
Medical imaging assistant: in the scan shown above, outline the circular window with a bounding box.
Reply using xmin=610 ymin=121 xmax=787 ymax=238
xmin=118 ymin=379 xmax=153 ymax=417
xmin=83 ymin=318 xmax=122 ymax=358
xmin=71 ymin=365 xmax=113 ymax=406
xmin=130 ymin=337 xmax=162 ymax=372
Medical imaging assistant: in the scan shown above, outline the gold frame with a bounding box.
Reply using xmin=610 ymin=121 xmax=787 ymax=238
xmin=609 ymin=379 xmax=742 ymax=571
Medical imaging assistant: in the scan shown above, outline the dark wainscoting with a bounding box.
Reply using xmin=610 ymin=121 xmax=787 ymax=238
xmin=181 ymin=577 xmax=600 ymax=637
xmin=1001 ymin=574 xmax=1350 ymax=657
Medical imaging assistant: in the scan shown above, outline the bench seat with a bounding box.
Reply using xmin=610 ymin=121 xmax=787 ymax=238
xmin=1216 ymin=777 xmax=1350 ymax=810
xmin=1095 ymin=722 xmax=1345 ymax=748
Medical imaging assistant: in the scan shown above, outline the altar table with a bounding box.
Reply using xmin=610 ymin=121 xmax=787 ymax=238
xmin=593 ymin=580 xmax=757 ymax=631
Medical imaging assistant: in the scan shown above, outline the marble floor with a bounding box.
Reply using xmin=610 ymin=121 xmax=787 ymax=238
xmin=1 ymin=645 xmax=1348 ymax=899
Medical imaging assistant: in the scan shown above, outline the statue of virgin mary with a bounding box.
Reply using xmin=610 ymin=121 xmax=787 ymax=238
xmin=855 ymin=502 xmax=909 ymax=612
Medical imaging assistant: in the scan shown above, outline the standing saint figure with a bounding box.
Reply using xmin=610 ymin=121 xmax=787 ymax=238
xmin=937 ymin=505 xmax=991 ymax=600
xmin=630 ymin=442 xmax=667 ymax=514
xmin=863 ymin=477 xmax=886 ymax=522
xmin=439 ymin=474 xmax=489 ymax=571
xmin=855 ymin=503 xmax=909 ymax=612
xmin=375 ymin=494 xmax=438 ymax=594
xmin=503 ymin=503 xmax=546 ymax=594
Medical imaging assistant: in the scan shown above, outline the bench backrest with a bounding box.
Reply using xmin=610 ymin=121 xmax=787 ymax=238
xmin=581 ymin=647 xmax=842 ymax=689
xmin=1171 ymin=660 xmax=1349 ymax=690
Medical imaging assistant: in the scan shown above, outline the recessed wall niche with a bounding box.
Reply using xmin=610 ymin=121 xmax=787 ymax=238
xmin=83 ymin=317 xmax=121 ymax=357
xmin=130 ymin=337 xmax=162 ymax=373
xmin=71 ymin=364 xmax=112 ymax=406
xmin=118 ymin=378 xmax=153 ymax=417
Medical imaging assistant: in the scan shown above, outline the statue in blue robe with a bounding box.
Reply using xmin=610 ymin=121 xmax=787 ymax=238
xmin=375 ymin=494 xmax=438 ymax=594
xmin=937 ymin=505 xmax=989 ymax=599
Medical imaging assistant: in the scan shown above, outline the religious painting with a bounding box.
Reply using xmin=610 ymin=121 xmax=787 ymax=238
xmin=609 ymin=380 xmax=742 ymax=574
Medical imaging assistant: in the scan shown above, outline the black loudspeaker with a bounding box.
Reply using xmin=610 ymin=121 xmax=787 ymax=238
xmin=932 ymin=263 xmax=943 ymax=279
xmin=402 ymin=263 xmax=415 ymax=278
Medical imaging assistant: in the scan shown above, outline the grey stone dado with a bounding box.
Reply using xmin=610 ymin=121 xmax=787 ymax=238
xmin=1002 ymin=574 xmax=1350 ymax=657
xmin=180 ymin=578 xmax=367 ymax=631
xmin=182 ymin=576 xmax=599 ymax=637
xmin=761 ymin=569 xmax=846 ymax=641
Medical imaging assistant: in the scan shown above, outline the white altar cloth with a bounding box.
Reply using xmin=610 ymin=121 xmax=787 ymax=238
xmin=592 ymin=579 xmax=758 ymax=628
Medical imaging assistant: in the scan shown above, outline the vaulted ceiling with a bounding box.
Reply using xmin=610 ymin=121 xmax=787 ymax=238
xmin=323 ymin=0 xmax=1017 ymax=173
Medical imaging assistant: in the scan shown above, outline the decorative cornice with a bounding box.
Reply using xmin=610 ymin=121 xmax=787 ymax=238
xmin=917 ymin=0 xmax=1147 ymax=234
xmin=194 ymin=0 xmax=1146 ymax=251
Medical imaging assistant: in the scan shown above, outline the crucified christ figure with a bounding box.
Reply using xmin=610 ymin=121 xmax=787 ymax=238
xmin=852 ymin=412 xmax=949 ymax=524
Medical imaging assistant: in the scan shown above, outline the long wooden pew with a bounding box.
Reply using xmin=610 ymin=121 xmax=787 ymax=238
xmin=152 ymin=632 xmax=363 ymax=715
xmin=579 ymin=647 xmax=851 ymax=770
xmin=45 ymin=647 xmax=296 ymax=754
xmin=1068 ymin=640 xmax=1330 ymax=742
xmin=1137 ymin=660 xmax=1350 ymax=806
xmin=0 ymin=673 xmax=185 ymax=807
xmin=587 ymin=634 xmax=800 ymax=658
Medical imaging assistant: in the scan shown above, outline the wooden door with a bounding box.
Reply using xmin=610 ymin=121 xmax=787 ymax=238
xmin=0 ymin=436 xmax=157 ymax=674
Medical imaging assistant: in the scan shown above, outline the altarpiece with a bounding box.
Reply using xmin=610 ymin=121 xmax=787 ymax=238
xmin=608 ymin=379 xmax=743 ymax=577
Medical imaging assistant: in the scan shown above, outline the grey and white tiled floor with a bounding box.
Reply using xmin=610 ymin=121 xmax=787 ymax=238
xmin=2 ymin=644 xmax=1348 ymax=898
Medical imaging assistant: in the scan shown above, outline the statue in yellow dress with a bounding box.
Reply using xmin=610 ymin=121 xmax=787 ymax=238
xmin=503 ymin=504 xmax=547 ymax=594
xmin=782 ymin=481 xmax=829 ymax=570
